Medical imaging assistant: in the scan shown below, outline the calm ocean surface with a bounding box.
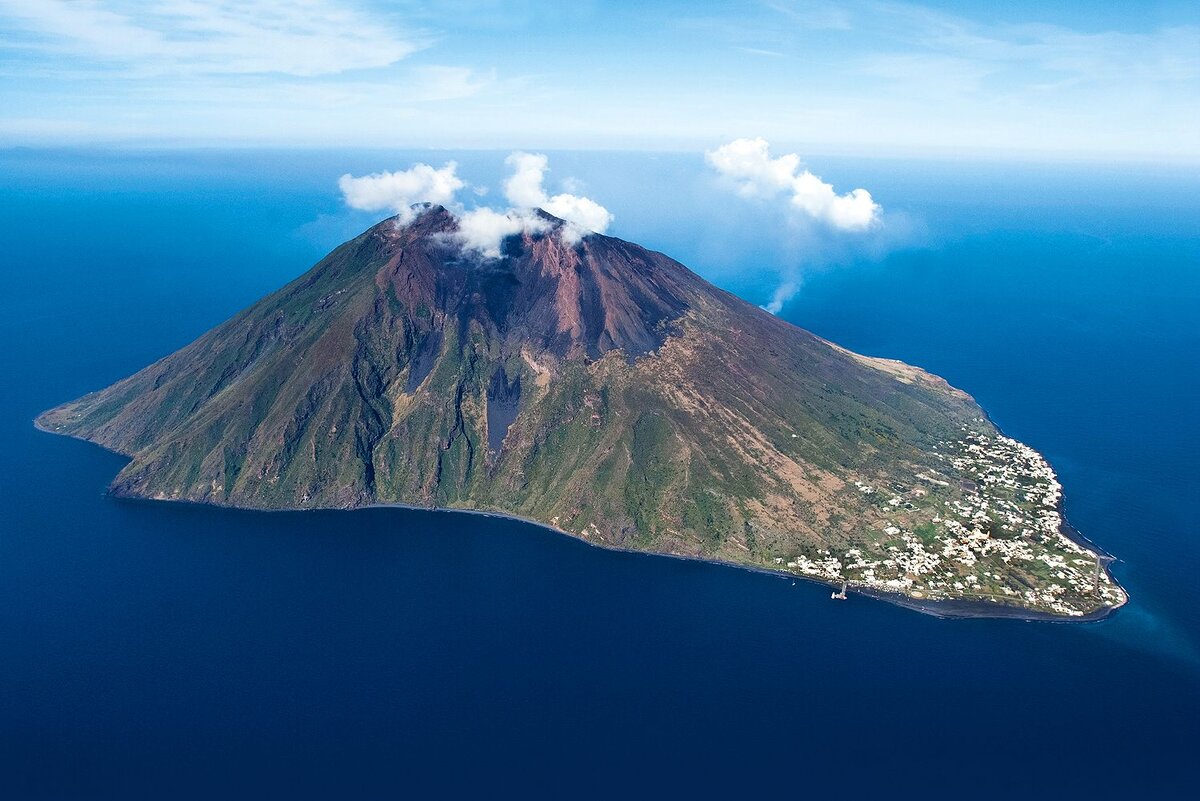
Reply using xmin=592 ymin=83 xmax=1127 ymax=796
xmin=1 ymin=149 xmax=1197 ymax=798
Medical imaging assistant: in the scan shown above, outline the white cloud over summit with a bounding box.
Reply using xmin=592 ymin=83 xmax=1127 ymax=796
xmin=502 ymin=152 xmax=549 ymax=209
xmin=501 ymin=152 xmax=614 ymax=237
xmin=457 ymin=152 xmax=613 ymax=254
xmin=706 ymin=138 xmax=880 ymax=231
xmin=337 ymin=151 xmax=613 ymax=258
xmin=454 ymin=207 xmax=540 ymax=259
xmin=337 ymin=162 xmax=464 ymax=224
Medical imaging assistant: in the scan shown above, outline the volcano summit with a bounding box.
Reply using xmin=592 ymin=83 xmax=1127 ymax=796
xmin=38 ymin=207 xmax=1126 ymax=619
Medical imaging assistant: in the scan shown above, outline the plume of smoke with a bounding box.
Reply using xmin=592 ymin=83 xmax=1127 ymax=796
xmin=762 ymin=280 xmax=800 ymax=315
xmin=706 ymin=138 xmax=880 ymax=231
xmin=337 ymin=162 xmax=464 ymax=223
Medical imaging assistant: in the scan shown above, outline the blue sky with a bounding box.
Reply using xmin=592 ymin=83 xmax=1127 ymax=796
xmin=1 ymin=0 xmax=1197 ymax=160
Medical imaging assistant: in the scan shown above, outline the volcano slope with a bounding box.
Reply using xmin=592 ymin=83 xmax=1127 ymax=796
xmin=38 ymin=207 xmax=1126 ymax=618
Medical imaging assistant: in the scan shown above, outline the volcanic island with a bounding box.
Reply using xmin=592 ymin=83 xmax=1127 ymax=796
xmin=37 ymin=207 xmax=1127 ymax=620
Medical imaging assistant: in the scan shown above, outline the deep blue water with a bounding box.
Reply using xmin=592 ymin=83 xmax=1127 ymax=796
xmin=1 ymin=149 xmax=1198 ymax=798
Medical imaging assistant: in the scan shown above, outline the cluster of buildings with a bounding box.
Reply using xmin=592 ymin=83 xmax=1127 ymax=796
xmin=780 ymin=430 xmax=1127 ymax=616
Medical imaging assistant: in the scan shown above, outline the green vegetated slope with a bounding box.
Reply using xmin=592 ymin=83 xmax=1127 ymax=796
xmin=38 ymin=207 xmax=1125 ymax=617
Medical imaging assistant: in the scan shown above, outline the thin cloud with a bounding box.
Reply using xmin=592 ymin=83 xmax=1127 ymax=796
xmin=735 ymin=47 xmax=786 ymax=58
xmin=0 ymin=0 xmax=427 ymax=76
xmin=829 ymin=2 xmax=1200 ymax=92
xmin=17 ymin=2 xmax=1188 ymax=157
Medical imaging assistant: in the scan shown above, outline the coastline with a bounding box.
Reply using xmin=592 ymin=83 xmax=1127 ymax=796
xmin=33 ymin=415 xmax=1125 ymax=624
xmin=971 ymin=407 xmax=1127 ymax=605
xmin=350 ymin=501 xmax=1125 ymax=623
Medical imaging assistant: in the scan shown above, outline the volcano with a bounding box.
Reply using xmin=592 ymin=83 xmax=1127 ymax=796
xmin=37 ymin=207 xmax=1126 ymax=618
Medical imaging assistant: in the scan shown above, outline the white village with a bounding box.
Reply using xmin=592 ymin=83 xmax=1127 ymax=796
xmin=778 ymin=428 xmax=1127 ymax=617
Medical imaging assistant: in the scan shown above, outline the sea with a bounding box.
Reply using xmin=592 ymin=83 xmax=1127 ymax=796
xmin=1 ymin=148 xmax=1197 ymax=798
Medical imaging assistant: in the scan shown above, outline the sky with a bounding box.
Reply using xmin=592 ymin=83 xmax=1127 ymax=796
xmin=0 ymin=0 xmax=1198 ymax=161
